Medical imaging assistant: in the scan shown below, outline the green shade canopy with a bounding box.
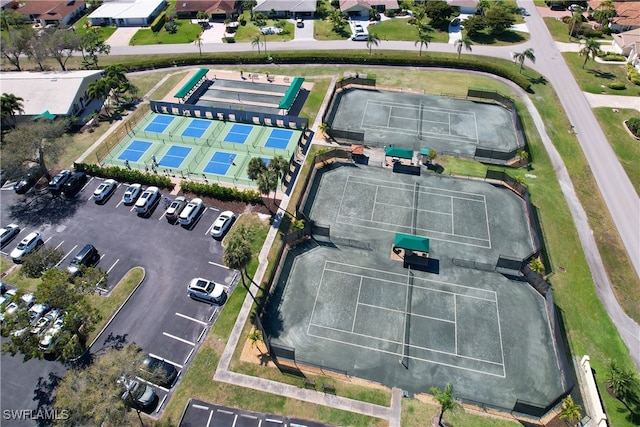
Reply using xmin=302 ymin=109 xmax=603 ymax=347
xmin=174 ymin=68 xmax=208 ymax=99
xmin=385 ymin=146 xmax=413 ymax=159
xmin=33 ymin=110 xmax=56 ymax=121
xmin=394 ymin=233 xmax=429 ymax=252
xmin=278 ymin=77 xmax=304 ymax=110
xmin=419 ymin=148 xmax=431 ymax=155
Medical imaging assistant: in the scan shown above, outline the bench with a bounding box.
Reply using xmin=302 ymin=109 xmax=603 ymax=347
xmin=303 ymin=378 xmax=316 ymax=389
xmin=322 ymin=383 xmax=336 ymax=394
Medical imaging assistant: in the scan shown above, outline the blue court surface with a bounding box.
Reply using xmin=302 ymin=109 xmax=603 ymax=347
xmin=203 ymin=152 xmax=236 ymax=175
xmin=182 ymin=119 xmax=211 ymax=138
xmin=223 ymin=123 xmax=253 ymax=144
xmin=118 ymin=140 xmax=152 ymax=162
xmin=145 ymin=115 xmax=175 ymax=133
xmin=158 ymin=145 xmax=192 ymax=168
xmin=265 ymin=128 xmax=293 ymax=149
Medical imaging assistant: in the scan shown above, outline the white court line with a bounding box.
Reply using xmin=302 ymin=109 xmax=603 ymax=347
xmin=454 ymin=295 xmax=458 ymax=355
xmin=208 ymin=261 xmax=231 ymax=270
xmin=483 ymin=194 xmax=493 ymax=249
xmin=352 ymin=276 xmax=362 ymax=333
xmin=175 ymin=312 xmax=207 ymax=326
xmin=347 ymin=175 xmax=485 ymax=202
xmin=307 ymin=261 xmax=329 ymax=338
xmin=335 ymin=175 xmax=350 ymax=221
xmin=357 ymin=301 xmax=456 ymax=323
xmin=162 ymin=332 xmax=195 ymax=346
xmin=496 ymin=301 xmax=506 ymax=375
xmin=371 ymin=186 xmax=377 ymax=221
xmin=148 ymin=353 xmax=183 ymax=368
xmin=473 ymin=111 xmax=479 ymax=144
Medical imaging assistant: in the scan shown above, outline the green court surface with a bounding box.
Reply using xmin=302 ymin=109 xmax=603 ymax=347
xmin=327 ymin=88 xmax=519 ymax=157
xmin=264 ymin=165 xmax=565 ymax=411
xmin=103 ymin=112 xmax=302 ymax=187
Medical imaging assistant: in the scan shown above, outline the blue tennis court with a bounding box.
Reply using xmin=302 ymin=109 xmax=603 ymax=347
xmin=182 ymin=119 xmax=211 ymax=138
xmin=158 ymin=145 xmax=192 ymax=168
xmin=203 ymin=151 xmax=236 ymax=175
xmin=265 ymin=128 xmax=293 ymax=149
xmin=118 ymin=140 xmax=152 ymax=162
xmin=145 ymin=115 xmax=175 ymax=133
xmin=223 ymin=123 xmax=253 ymax=144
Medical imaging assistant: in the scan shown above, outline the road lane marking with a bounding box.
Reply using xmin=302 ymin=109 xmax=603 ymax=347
xmin=175 ymin=312 xmax=207 ymax=326
xmin=163 ymin=332 xmax=195 ymax=346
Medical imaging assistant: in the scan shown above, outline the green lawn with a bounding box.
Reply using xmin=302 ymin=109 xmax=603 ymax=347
xmin=233 ymin=15 xmax=295 ymax=43
xmin=130 ymin=20 xmax=202 ymax=45
xmin=562 ymin=52 xmax=640 ymax=96
xmin=468 ymin=29 xmax=529 ymax=46
xmin=543 ymin=16 xmax=572 ymax=41
xmin=72 ymin=14 xmax=117 ymax=40
xmin=313 ymin=18 xmax=350 ymax=41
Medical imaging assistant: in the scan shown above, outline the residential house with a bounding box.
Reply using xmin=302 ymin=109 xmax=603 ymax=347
xmin=174 ymin=0 xmax=237 ymax=20
xmin=253 ymin=0 xmax=316 ymax=18
xmin=447 ymin=0 xmax=478 ymax=15
xmin=12 ymin=0 xmax=86 ymax=26
xmin=612 ymin=28 xmax=640 ymax=71
xmin=339 ymin=0 xmax=399 ymax=17
xmin=87 ymin=0 xmax=166 ymax=27
xmin=588 ymin=0 xmax=640 ymax=31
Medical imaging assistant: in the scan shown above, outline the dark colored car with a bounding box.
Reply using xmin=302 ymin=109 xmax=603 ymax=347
xmin=62 ymin=172 xmax=87 ymax=197
xmin=13 ymin=166 xmax=45 ymax=194
xmin=139 ymin=355 xmax=179 ymax=388
xmin=67 ymin=244 xmax=99 ymax=276
xmin=550 ymin=4 xmax=566 ymax=11
xmin=48 ymin=170 xmax=72 ymax=192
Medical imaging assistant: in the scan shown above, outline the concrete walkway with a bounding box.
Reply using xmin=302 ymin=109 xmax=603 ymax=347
xmin=583 ymin=92 xmax=640 ymax=111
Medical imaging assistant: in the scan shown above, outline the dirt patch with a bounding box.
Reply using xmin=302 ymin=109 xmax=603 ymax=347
xmin=177 ymin=191 xmax=280 ymax=217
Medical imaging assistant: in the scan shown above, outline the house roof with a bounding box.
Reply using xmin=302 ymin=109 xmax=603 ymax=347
xmin=254 ymin=0 xmax=316 ymax=13
xmin=88 ymin=0 xmax=164 ymax=20
xmin=588 ymin=0 xmax=640 ymax=27
xmin=613 ymin=28 xmax=640 ymax=48
xmin=340 ymin=0 xmax=399 ymax=12
xmin=174 ymin=0 xmax=235 ymax=14
xmin=447 ymin=0 xmax=478 ymax=8
xmin=0 ymin=70 xmax=103 ymax=116
xmin=15 ymin=0 xmax=85 ymax=21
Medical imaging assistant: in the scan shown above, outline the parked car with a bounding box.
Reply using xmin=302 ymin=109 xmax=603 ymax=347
xmin=0 ymin=291 xmax=35 ymax=323
xmin=39 ymin=317 xmax=64 ymax=352
xmin=48 ymin=170 xmax=72 ymax=192
xmin=568 ymin=4 xmax=582 ymax=12
xmin=135 ymin=186 xmax=160 ymax=216
xmin=179 ymin=198 xmax=204 ymax=226
xmin=122 ymin=183 xmax=142 ymax=205
xmin=93 ymin=179 xmax=117 ymax=202
xmin=187 ymin=278 xmax=227 ymax=305
xmin=31 ymin=309 xmax=61 ymax=336
xmin=139 ymin=354 xmax=179 ymax=388
xmin=10 ymin=231 xmax=43 ymax=263
xmin=13 ymin=166 xmax=45 ymax=194
xmin=67 ymin=244 xmax=99 ymax=276
xmin=62 ymin=172 xmax=87 ymax=197
xmin=352 ymin=33 xmax=368 ymax=41
xmin=296 ymin=18 xmax=304 ymax=28
xmin=354 ymin=24 xmax=364 ymax=33
xmin=165 ymin=196 xmax=187 ymax=223
xmin=450 ymin=17 xmax=461 ymax=26
xmin=0 ymin=224 xmax=20 ymax=246
xmin=118 ymin=377 xmax=156 ymax=409
xmin=550 ymin=3 xmax=566 ymax=11
xmin=210 ymin=211 xmax=236 ymax=239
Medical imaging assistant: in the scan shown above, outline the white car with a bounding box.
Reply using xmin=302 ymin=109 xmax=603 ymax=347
xmin=93 ymin=179 xmax=117 ymax=202
xmin=352 ymin=33 xmax=368 ymax=41
xmin=0 ymin=223 xmax=20 ymax=246
xmin=122 ymin=183 xmax=142 ymax=205
xmin=179 ymin=198 xmax=204 ymax=226
xmin=354 ymin=24 xmax=364 ymax=33
xmin=135 ymin=186 xmax=160 ymax=216
xmin=10 ymin=232 xmax=42 ymax=263
xmin=210 ymin=211 xmax=236 ymax=239
xmin=31 ymin=309 xmax=61 ymax=336
xmin=39 ymin=317 xmax=64 ymax=352
xmin=0 ymin=290 xmax=34 ymax=322
xmin=187 ymin=278 xmax=227 ymax=305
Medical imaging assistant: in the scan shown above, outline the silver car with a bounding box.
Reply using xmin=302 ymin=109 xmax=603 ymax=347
xmin=10 ymin=232 xmax=42 ymax=263
xmin=187 ymin=278 xmax=227 ymax=305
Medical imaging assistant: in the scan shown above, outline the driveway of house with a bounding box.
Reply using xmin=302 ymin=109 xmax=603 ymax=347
xmin=106 ymin=27 xmax=140 ymax=47
xmin=293 ymin=18 xmax=314 ymax=41
xmin=197 ymin=21 xmax=227 ymax=44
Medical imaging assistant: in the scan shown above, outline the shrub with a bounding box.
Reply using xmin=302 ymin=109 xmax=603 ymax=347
xmin=225 ymin=36 xmax=236 ymax=43
xmin=150 ymin=12 xmax=166 ymax=32
xmin=73 ymin=163 xmax=174 ymax=189
xmin=627 ymin=117 xmax=640 ymax=137
xmin=599 ymin=53 xmax=625 ymax=61
xmin=165 ymin=21 xmax=177 ymax=33
xmin=608 ymin=82 xmax=626 ymax=90
xmin=627 ymin=64 xmax=640 ymax=86
xmin=180 ymin=180 xmax=262 ymax=203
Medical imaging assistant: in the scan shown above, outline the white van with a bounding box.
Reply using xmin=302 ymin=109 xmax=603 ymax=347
xmin=352 ymin=33 xmax=368 ymax=41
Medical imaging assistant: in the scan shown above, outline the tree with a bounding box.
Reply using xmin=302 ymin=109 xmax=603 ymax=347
xmin=454 ymin=35 xmax=472 ymax=59
xmin=80 ymin=27 xmax=111 ymax=69
xmin=242 ymin=0 xmax=258 ymax=19
xmin=1 ymin=27 xmax=35 ymax=71
xmin=606 ymin=360 xmax=640 ymax=403
xmin=1 ymin=92 xmax=24 ymax=127
xmin=254 ymin=12 xmax=267 ymax=28
xmin=20 ymin=247 xmax=64 ymax=279
xmin=268 ymin=155 xmax=290 ymax=188
xmin=484 ymin=6 xmax=515 ymax=35
xmin=251 ymin=34 xmax=262 ymax=54
xmin=567 ymin=11 xmax=583 ymax=40
xmin=579 ymin=38 xmax=601 ymax=69
xmin=415 ymin=31 xmax=432 ymax=57
xmin=87 ymin=78 xmax=113 ymax=115
xmin=194 ymin=31 xmax=203 ymax=56
xmin=222 ymin=225 xmax=254 ymax=293
xmin=247 ymin=157 xmax=267 ymax=180
xmin=43 ymin=29 xmax=82 ymax=71
xmin=104 ymin=64 xmax=132 ymax=105
xmin=54 ymin=344 xmax=145 ymax=426
xmin=429 ymin=383 xmax=463 ymax=427
xmin=257 ymin=167 xmax=279 ymax=203
xmin=592 ymin=0 xmax=616 ymax=27
xmin=513 ymin=48 xmax=535 ymax=73
xmin=424 ymin=0 xmax=455 ymax=28
xmin=476 ymin=0 xmax=493 ymax=16
xmin=328 ymin=9 xmax=346 ymax=33
xmin=366 ymin=32 xmax=380 ymax=55
xmin=1 ymin=119 xmax=70 ymax=181
xmin=248 ymin=328 xmax=263 ymax=354
xmin=463 ymin=15 xmax=485 ymax=36
xmin=559 ymin=395 xmax=582 ymax=425
xmin=196 ymin=11 xmax=208 ymax=21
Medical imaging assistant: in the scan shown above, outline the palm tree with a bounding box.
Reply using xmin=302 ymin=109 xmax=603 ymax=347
xmin=222 ymin=227 xmax=253 ymax=294
xmin=567 ymin=11 xmax=583 ymax=40
xmin=429 ymin=383 xmax=463 ymax=427
xmin=606 ymin=360 xmax=640 ymax=403
xmin=87 ymin=79 xmax=112 ymax=115
xmin=454 ymin=35 xmax=473 ymax=59
xmin=592 ymin=0 xmax=616 ymax=26
xmin=513 ymin=48 xmax=535 ymax=73
xmin=268 ymin=155 xmax=290 ymax=188
xmin=248 ymin=329 xmax=263 ymax=355
xmin=194 ymin=32 xmax=203 ymax=56
xmin=247 ymin=157 xmax=267 ymax=180
xmin=251 ymin=35 xmax=262 ymax=55
xmin=559 ymin=395 xmax=582 ymax=425
xmin=414 ymin=31 xmax=432 ymax=57
xmin=366 ymin=33 xmax=380 ymax=56
xmin=257 ymin=168 xmax=278 ymax=205
xmin=579 ymin=38 xmax=601 ymax=69
xmin=1 ymin=92 xmax=24 ymax=126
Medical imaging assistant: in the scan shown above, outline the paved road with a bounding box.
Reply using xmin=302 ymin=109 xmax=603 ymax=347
xmin=103 ymin=0 xmax=639 ymax=373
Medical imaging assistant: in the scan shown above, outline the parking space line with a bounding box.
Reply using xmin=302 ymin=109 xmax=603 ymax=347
xmin=197 ymin=327 xmax=207 ymax=343
xmin=204 ymin=224 xmax=213 ymax=236
xmin=156 ymin=394 xmax=168 ymax=413
xmin=80 ymin=178 xmax=93 ymax=193
xmin=158 ymin=210 xmax=167 ymax=221
xmin=218 ymin=409 xmax=234 ymax=415
xmin=208 ymin=307 xmax=219 ymax=323
xmin=175 ymin=312 xmax=208 ymax=326
xmin=106 ymin=259 xmax=119 ymax=274
xmin=241 ymin=414 xmax=258 ymax=420
xmin=115 ymin=199 xmax=124 ymax=208
xmin=43 ymin=237 xmax=53 ymax=245
xmin=149 ymin=353 xmax=183 ymax=369
xmin=193 ymin=404 xmax=209 ymax=410
xmin=184 ymin=348 xmax=194 ymax=365
xmin=206 ymin=410 xmax=214 ymax=427
xmin=266 ymin=418 xmax=283 ymax=423
xmin=56 ymin=244 xmax=77 ymax=267
xmin=209 ymin=206 xmax=220 ymax=212
xmin=54 ymin=240 xmax=65 ymax=249
xmin=163 ymin=332 xmax=195 ymax=346
xmin=208 ymin=261 xmax=231 ymax=270
xmin=136 ymin=376 xmax=169 ymax=393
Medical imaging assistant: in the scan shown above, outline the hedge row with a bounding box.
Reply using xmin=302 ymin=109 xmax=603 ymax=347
xmin=180 ymin=180 xmax=262 ymax=203
xmin=111 ymin=50 xmax=533 ymax=92
xmin=627 ymin=64 xmax=640 ymax=86
xmin=74 ymin=163 xmax=173 ymax=188
xmin=150 ymin=11 xmax=166 ymax=33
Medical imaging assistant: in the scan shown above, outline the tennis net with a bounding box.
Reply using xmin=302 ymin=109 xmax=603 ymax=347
xmin=400 ymin=268 xmax=414 ymax=369
xmin=412 ymin=182 xmax=419 ymax=235
xmin=417 ymin=102 xmax=424 ymax=140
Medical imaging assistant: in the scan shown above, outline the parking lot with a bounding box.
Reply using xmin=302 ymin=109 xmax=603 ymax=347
xmin=1 ymin=177 xmax=239 ymax=422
